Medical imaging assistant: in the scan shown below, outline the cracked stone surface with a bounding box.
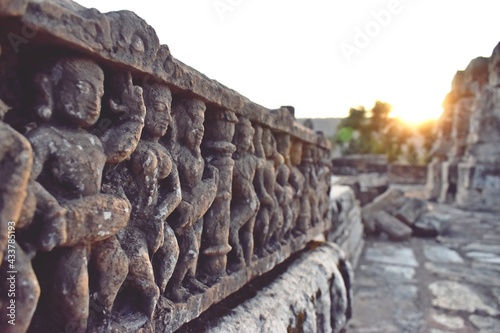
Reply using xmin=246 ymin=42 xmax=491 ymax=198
xmin=429 ymin=281 xmax=498 ymax=316
xmin=348 ymin=186 xmax=500 ymax=333
xmin=431 ymin=313 xmax=464 ymax=330
xmin=364 ymin=244 xmax=419 ymax=267
xmin=423 ymin=245 xmax=464 ymax=263
xmin=469 ymin=315 xmax=500 ymax=333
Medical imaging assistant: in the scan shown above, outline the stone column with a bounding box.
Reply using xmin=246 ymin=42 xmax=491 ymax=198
xmin=199 ymin=109 xmax=237 ymax=283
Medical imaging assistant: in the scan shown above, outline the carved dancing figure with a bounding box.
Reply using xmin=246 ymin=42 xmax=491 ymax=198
xmin=315 ymin=147 xmax=332 ymax=223
xmin=104 ymin=81 xmax=181 ymax=318
xmin=299 ymin=144 xmax=320 ymax=227
xmin=228 ymin=118 xmax=261 ymax=271
xmin=254 ymin=126 xmax=280 ymax=256
xmin=26 ymin=57 xmax=144 ymax=332
xmin=289 ymin=139 xmax=308 ymax=234
xmin=166 ymin=99 xmax=218 ymax=302
xmin=275 ymin=133 xmax=295 ymax=243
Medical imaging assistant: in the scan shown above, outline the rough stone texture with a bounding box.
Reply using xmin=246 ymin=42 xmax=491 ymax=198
xmin=423 ymin=245 xmax=464 ymax=264
xmin=394 ymin=197 xmax=427 ymax=227
xmin=373 ymin=211 xmax=413 ymax=241
xmin=429 ymin=281 xmax=498 ymax=316
xmin=387 ymin=165 xmax=427 ymax=185
xmin=428 ymin=44 xmax=500 ymax=211
xmin=361 ymin=188 xmax=406 ymax=233
xmin=331 ymin=154 xmax=387 ymax=176
xmin=198 ymin=242 xmax=351 ymax=333
xmin=331 ymin=155 xmax=427 ymax=207
xmin=350 ymin=196 xmax=500 ymax=333
xmin=0 ymin=1 xmax=340 ymax=332
xmin=469 ymin=315 xmax=500 ymax=333
xmin=327 ymin=185 xmax=364 ymax=267
xmin=364 ymin=243 xmax=418 ymax=267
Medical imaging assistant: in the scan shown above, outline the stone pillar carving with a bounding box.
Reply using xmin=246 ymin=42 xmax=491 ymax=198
xmin=199 ymin=108 xmax=237 ymax=283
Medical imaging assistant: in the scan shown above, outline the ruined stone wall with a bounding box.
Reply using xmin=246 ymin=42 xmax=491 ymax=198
xmin=428 ymin=43 xmax=500 ymax=211
xmin=0 ymin=1 xmax=345 ymax=332
xmin=331 ymin=155 xmax=427 ymax=207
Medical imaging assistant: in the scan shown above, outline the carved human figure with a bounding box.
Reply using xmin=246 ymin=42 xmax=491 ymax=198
xmin=254 ymin=127 xmax=280 ymax=256
xmin=315 ymin=147 xmax=332 ymax=223
xmin=26 ymin=57 xmax=144 ymax=332
xmin=299 ymin=144 xmax=320 ymax=227
xmin=165 ymin=98 xmax=218 ymax=302
xmin=289 ymin=139 xmax=308 ymax=235
xmin=275 ymin=133 xmax=295 ymax=243
xmin=104 ymin=81 xmax=181 ymax=317
xmin=0 ymin=100 xmax=40 ymax=333
xmin=228 ymin=118 xmax=261 ymax=271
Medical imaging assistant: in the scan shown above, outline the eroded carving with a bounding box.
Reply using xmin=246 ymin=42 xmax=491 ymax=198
xmin=0 ymin=3 xmax=334 ymax=331
xmin=299 ymin=143 xmax=320 ymax=227
xmin=26 ymin=57 xmax=143 ymax=332
xmin=198 ymin=109 xmax=237 ymax=283
xmin=102 ymin=81 xmax=180 ymax=323
xmin=275 ymin=133 xmax=295 ymax=244
xmin=165 ymin=98 xmax=218 ymax=302
xmin=254 ymin=127 xmax=281 ymax=256
xmin=227 ymin=118 xmax=260 ymax=271
xmin=0 ymin=100 xmax=39 ymax=333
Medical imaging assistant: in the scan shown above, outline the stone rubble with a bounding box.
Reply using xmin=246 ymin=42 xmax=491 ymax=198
xmin=349 ymin=197 xmax=500 ymax=333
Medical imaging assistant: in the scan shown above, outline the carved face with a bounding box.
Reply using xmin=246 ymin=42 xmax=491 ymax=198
xmin=55 ymin=60 xmax=104 ymax=127
xmin=235 ymin=118 xmax=255 ymax=153
xmin=144 ymin=83 xmax=172 ymax=138
xmin=290 ymin=140 xmax=303 ymax=166
xmin=180 ymin=100 xmax=205 ymax=150
xmin=262 ymin=128 xmax=275 ymax=158
xmin=276 ymin=134 xmax=291 ymax=164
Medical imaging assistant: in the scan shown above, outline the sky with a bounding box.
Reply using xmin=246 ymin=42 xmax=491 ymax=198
xmin=76 ymin=0 xmax=500 ymax=124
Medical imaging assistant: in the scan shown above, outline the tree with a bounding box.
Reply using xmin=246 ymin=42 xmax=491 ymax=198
xmin=334 ymin=101 xmax=437 ymax=165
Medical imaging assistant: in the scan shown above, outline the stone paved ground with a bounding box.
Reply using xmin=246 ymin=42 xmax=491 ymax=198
xmin=348 ymin=201 xmax=500 ymax=333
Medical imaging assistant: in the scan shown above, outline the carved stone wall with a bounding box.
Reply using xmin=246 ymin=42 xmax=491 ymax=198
xmin=0 ymin=1 xmax=340 ymax=332
xmin=428 ymin=43 xmax=500 ymax=212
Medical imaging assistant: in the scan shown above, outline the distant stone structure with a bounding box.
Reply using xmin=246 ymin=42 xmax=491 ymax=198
xmin=331 ymin=154 xmax=427 ymax=206
xmin=428 ymin=44 xmax=500 ymax=212
xmin=0 ymin=0 xmax=353 ymax=332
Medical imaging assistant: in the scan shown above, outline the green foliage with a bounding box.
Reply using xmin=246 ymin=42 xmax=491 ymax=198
xmin=335 ymin=101 xmax=437 ymax=165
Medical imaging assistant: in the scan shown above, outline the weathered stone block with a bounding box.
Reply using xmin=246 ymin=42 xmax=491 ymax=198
xmin=361 ymin=188 xmax=406 ymax=233
xmin=197 ymin=243 xmax=352 ymax=333
xmin=328 ymin=185 xmax=364 ymax=267
xmin=394 ymin=198 xmax=428 ymax=227
xmin=373 ymin=211 xmax=412 ymax=241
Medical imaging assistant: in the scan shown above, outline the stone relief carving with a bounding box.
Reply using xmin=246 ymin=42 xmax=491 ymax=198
xmin=102 ymin=81 xmax=181 ymax=322
xmin=0 ymin=100 xmax=39 ymax=333
xmin=289 ymin=138 xmax=307 ymax=235
xmin=299 ymin=143 xmax=320 ymax=227
xmin=315 ymin=146 xmax=333 ymax=223
xmin=0 ymin=2 xmax=332 ymax=331
xmin=227 ymin=118 xmax=260 ymax=271
xmin=198 ymin=109 xmax=237 ymax=284
xmin=253 ymin=126 xmax=278 ymax=257
xmin=25 ymin=57 xmax=143 ymax=332
xmin=0 ymin=58 xmax=333 ymax=333
xmin=275 ymin=132 xmax=295 ymax=245
xmin=165 ymin=98 xmax=218 ymax=302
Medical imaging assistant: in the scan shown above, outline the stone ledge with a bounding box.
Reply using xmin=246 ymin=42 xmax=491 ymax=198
xmin=154 ymin=221 xmax=333 ymax=333
xmin=181 ymin=242 xmax=350 ymax=333
xmin=7 ymin=0 xmax=329 ymax=149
